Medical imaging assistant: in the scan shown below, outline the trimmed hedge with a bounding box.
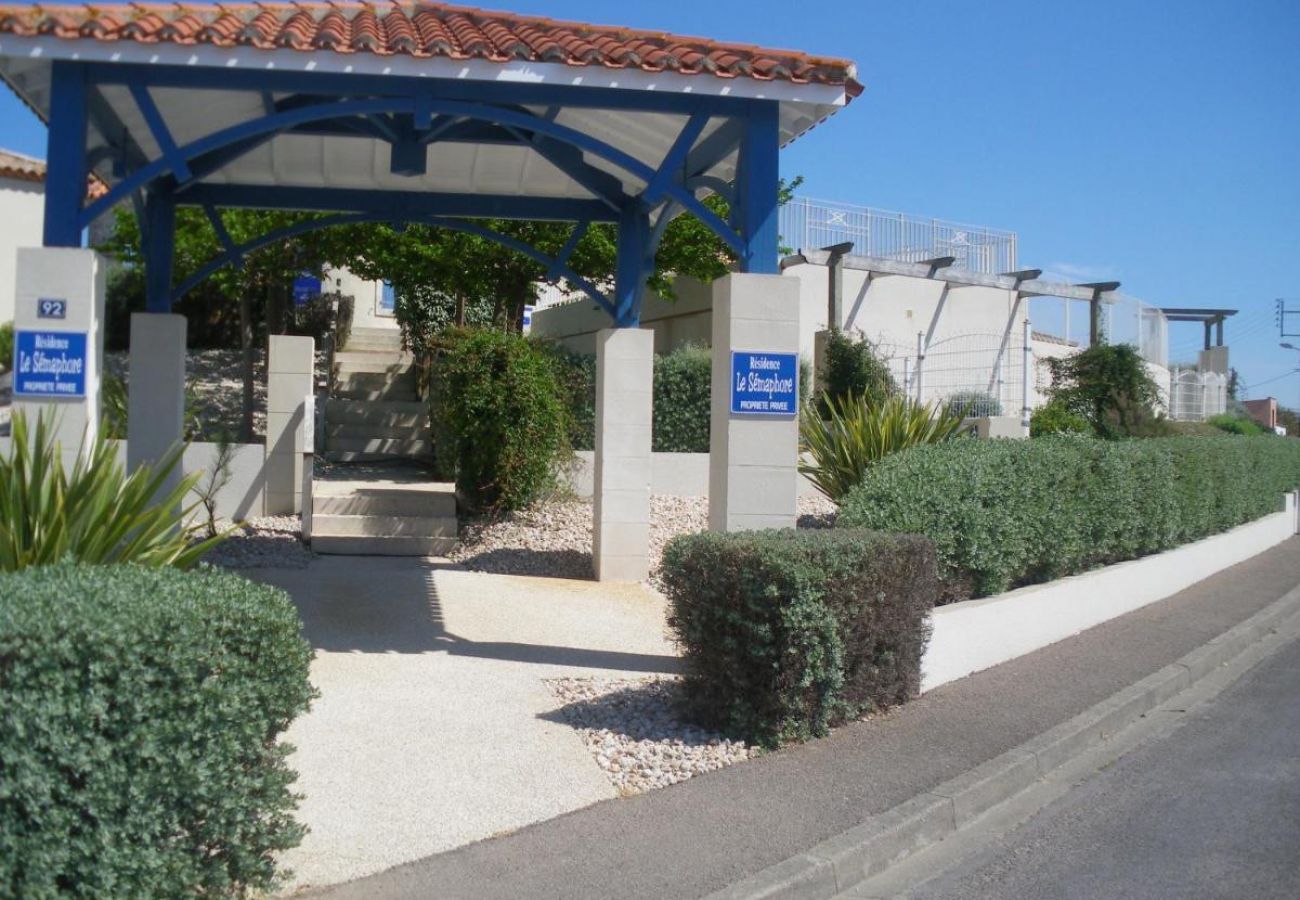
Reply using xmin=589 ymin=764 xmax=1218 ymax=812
xmin=840 ymin=435 xmax=1300 ymax=602
xmin=660 ymin=529 xmax=937 ymax=746
xmin=652 ymin=344 xmax=712 ymax=453
xmin=0 ymin=564 xmax=315 ymax=898
xmin=430 ymin=329 xmax=570 ymax=511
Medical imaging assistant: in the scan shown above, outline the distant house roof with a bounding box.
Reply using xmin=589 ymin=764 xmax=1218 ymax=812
xmin=0 ymin=146 xmax=108 ymax=198
xmin=0 ymin=2 xmax=862 ymax=94
xmin=0 ymin=146 xmax=43 ymax=183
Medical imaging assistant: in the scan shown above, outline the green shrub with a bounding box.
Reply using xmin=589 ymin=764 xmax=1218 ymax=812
xmin=0 ymin=563 xmax=315 ymax=898
xmin=653 ymin=343 xmax=712 ymax=453
xmin=1208 ymin=413 xmax=1264 ymax=436
xmin=430 ymin=328 xmax=570 ymax=511
xmin=661 ymin=529 xmax=936 ymax=746
xmin=945 ymin=390 xmax=1002 ymax=418
xmin=840 ymin=435 xmax=1300 ymax=602
xmin=818 ymin=329 xmax=896 ymax=413
xmin=0 ymin=320 xmax=13 ymax=372
xmin=538 ymin=341 xmax=597 ymax=452
xmin=799 ymin=393 xmax=968 ymax=503
xmin=1030 ymin=398 xmax=1092 ymax=437
xmin=0 ymin=411 xmax=225 ymax=572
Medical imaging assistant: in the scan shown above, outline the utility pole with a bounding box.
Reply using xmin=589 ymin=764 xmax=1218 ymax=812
xmin=1279 ymin=299 xmax=1300 ymax=338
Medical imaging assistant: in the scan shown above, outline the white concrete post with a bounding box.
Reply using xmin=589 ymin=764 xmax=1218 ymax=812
xmin=127 ymin=313 xmax=187 ymax=499
xmin=1021 ymin=316 xmax=1033 ymax=433
xmin=11 ymin=248 xmax=106 ymax=467
xmin=709 ymin=273 xmax=801 ymax=533
xmin=592 ymin=327 xmax=654 ymax=581
xmin=265 ymin=335 xmax=315 ymax=515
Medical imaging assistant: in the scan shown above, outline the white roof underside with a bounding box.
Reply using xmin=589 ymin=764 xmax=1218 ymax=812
xmin=0 ymin=38 xmax=849 ymax=211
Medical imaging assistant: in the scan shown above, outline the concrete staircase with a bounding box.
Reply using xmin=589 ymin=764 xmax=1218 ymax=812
xmin=310 ymin=476 xmax=458 ymax=557
xmin=311 ymin=326 xmax=458 ymax=557
xmin=325 ymin=327 xmax=431 ymax=463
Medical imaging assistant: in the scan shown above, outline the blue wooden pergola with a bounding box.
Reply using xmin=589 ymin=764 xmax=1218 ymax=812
xmin=0 ymin=2 xmax=859 ymax=328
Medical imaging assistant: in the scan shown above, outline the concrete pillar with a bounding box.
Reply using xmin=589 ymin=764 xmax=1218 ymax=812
xmin=265 ymin=335 xmax=315 ymax=515
xmin=10 ymin=247 xmax=105 ymax=466
xmin=127 ymin=313 xmax=187 ymax=498
xmin=813 ymin=329 xmax=832 ymax=398
xmin=709 ymin=273 xmax=801 ymax=533
xmin=592 ymin=327 xmax=653 ymax=582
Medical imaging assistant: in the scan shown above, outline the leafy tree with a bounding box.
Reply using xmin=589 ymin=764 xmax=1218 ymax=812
xmin=1045 ymin=343 xmax=1165 ymax=439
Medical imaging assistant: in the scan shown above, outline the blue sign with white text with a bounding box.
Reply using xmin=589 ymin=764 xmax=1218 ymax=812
xmin=730 ymin=351 xmax=798 ymax=416
xmin=14 ymin=330 xmax=88 ymax=398
xmin=292 ymin=275 xmax=322 ymax=307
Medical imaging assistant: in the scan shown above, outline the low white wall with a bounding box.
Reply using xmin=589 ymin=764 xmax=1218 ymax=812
xmin=0 ymin=436 xmax=267 ymax=522
xmin=565 ymin=450 xmax=820 ymax=499
xmin=921 ymin=492 xmax=1300 ymax=693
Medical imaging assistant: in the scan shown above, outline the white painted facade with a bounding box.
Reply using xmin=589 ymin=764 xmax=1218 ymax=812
xmin=325 ymin=266 xmax=399 ymax=332
xmin=0 ymin=174 xmax=44 ymax=326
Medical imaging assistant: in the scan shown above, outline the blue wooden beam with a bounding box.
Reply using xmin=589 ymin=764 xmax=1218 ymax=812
xmin=143 ymin=190 xmax=175 ymax=312
xmin=84 ymin=63 xmax=750 ymax=116
xmin=178 ymin=184 xmax=618 ymax=222
xmin=548 ymin=220 xmax=589 ymax=280
xmin=642 ymin=113 xmax=709 ymax=206
xmin=128 ymin=82 xmax=192 ymax=183
xmin=734 ymin=102 xmax=781 ymax=274
xmin=613 ymin=203 xmax=652 ymax=327
xmin=202 ymin=204 xmax=243 ymax=269
xmin=43 ymin=61 xmax=88 ymax=247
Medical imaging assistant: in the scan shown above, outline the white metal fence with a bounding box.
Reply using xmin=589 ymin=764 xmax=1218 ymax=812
xmin=869 ymin=329 xmax=1031 ymax=419
xmin=780 ymin=197 xmax=1019 ymax=275
xmin=1168 ymin=367 xmax=1228 ymax=422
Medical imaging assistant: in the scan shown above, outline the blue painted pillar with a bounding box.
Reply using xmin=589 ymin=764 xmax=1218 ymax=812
xmin=612 ymin=202 xmax=652 ymax=327
xmin=735 ymin=101 xmax=780 ymax=274
xmin=143 ymin=190 xmax=176 ymax=313
xmin=43 ymin=61 xmax=88 ymax=247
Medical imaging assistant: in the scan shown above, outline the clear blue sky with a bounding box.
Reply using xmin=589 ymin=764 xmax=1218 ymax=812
xmin=4 ymin=0 xmax=1298 ymax=405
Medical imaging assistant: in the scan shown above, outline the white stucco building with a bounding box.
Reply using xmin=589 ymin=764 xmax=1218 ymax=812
xmin=0 ymin=148 xmax=46 ymax=327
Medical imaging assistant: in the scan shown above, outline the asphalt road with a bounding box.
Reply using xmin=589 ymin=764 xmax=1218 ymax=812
xmin=902 ymin=636 xmax=1300 ymax=900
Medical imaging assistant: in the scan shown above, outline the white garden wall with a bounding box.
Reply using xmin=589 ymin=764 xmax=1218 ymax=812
xmin=921 ymin=492 xmax=1300 ymax=693
xmin=0 ymin=176 xmax=44 ymax=326
xmin=564 ymin=450 xmax=822 ymax=499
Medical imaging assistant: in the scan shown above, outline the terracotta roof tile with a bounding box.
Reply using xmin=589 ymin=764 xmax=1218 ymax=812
xmin=0 ymin=147 xmax=110 ymax=199
xmin=0 ymin=2 xmax=860 ymax=93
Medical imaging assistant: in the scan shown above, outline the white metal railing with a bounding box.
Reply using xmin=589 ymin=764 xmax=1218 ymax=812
xmin=1168 ymin=367 xmax=1227 ymax=422
xmin=779 ymin=196 xmax=1018 ymax=275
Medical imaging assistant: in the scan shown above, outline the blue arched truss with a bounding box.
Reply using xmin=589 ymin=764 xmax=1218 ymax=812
xmin=172 ymin=211 xmax=616 ymax=317
xmin=43 ymin=60 xmax=782 ymax=327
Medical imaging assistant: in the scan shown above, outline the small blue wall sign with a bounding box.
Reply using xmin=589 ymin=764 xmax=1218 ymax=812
xmin=13 ymin=330 xmax=88 ymax=398
xmin=730 ymin=350 xmax=798 ymax=416
xmin=292 ymin=275 xmax=322 ymax=307
xmin=37 ymin=298 xmax=67 ymax=319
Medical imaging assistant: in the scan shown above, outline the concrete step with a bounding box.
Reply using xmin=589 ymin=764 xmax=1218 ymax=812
xmin=327 ymin=422 xmax=432 ymax=442
xmin=313 ymin=489 xmax=456 ymax=518
xmin=323 ymin=450 xmax=433 ymax=463
xmin=334 ymin=353 xmax=415 ymax=376
xmin=311 ymin=534 xmax=458 ymax=557
xmin=312 ymin=514 xmax=457 ymax=538
xmin=325 ymin=436 xmax=432 ymax=456
xmin=324 ymin=399 xmax=428 ymax=428
xmin=334 ymin=377 xmax=419 ymax=402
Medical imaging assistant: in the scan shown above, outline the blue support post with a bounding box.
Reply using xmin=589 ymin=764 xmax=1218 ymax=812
xmin=735 ymin=101 xmax=781 ymax=274
xmin=613 ymin=203 xmax=652 ymax=328
xmin=143 ymin=191 xmax=175 ymax=313
xmin=43 ymin=61 xmax=88 ymax=247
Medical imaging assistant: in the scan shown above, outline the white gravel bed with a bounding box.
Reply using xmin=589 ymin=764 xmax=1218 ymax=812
xmin=546 ymin=676 xmax=758 ymax=795
xmin=452 ymin=492 xmax=838 ymax=581
xmin=202 ymin=515 xmax=316 ymax=569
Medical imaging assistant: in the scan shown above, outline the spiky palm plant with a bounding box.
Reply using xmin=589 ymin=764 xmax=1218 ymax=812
xmin=0 ymin=411 xmax=227 ymax=571
xmin=799 ymin=393 xmax=968 ymax=503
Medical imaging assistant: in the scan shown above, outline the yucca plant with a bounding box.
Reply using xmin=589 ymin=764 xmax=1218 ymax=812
xmin=800 ymin=392 xmax=968 ymax=503
xmin=0 ymin=410 xmax=227 ymax=572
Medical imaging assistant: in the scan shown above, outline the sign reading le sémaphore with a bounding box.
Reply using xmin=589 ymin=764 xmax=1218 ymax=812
xmin=730 ymin=350 xmax=798 ymax=416
xmin=14 ymin=330 xmax=88 ymax=398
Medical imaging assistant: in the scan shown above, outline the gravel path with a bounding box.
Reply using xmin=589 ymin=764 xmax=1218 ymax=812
xmin=546 ymin=677 xmax=758 ymax=796
xmin=452 ymin=493 xmax=837 ymax=581
xmin=202 ymin=515 xmax=316 ymax=569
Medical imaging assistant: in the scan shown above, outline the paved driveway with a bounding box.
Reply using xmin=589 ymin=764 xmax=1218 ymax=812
xmin=250 ymin=557 xmax=678 ymax=892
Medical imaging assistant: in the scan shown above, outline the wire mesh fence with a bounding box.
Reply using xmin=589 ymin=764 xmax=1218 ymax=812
xmin=869 ymin=331 xmax=1029 ymax=418
xmin=1168 ymin=367 xmax=1228 ymax=421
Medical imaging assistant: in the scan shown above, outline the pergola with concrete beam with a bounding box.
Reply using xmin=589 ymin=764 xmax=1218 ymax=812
xmin=0 ymin=1 xmax=859 ymax=578
xmin=1160 ymin=307 xmax=1237 ymax=350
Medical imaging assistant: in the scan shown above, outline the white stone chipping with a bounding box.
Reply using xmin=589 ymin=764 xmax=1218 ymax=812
xmin=546 ymin=676 xmax=759 ymax=795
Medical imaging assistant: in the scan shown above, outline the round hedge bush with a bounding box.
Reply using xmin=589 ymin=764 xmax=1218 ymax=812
xmin=0 ymin=563 xmax=315 ymax=898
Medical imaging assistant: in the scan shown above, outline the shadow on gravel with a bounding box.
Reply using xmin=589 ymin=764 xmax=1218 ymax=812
xmin=539 ymin=679 xmax=724 ymax=745
xmin=452 ymin=547 xmax=594 ymax=581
